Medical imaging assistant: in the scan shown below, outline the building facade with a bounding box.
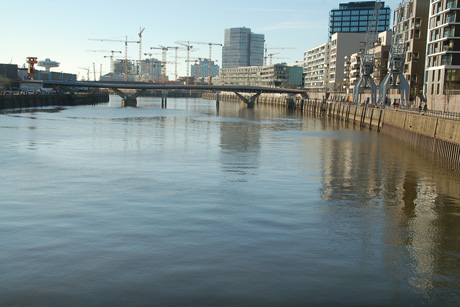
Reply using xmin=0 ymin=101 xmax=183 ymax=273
xmin=329 ymin=1 xmax=391 ymax=40
xmin=393 ymin=0 xmax=430 ymax=101
xmin=329 ymin=32 xmax=367 ymax=91
xmin=222 ymin=27 xmax=265 ymax=68
xmin=191 ymin=59 xmax=220 ymax=79
xmin=221 ymin=64 xmax=303 ymax=87
xmin=425 ymin=0 xmax=460 ymax=111
xmin=304 ymin=43 xmax=331 ymax=90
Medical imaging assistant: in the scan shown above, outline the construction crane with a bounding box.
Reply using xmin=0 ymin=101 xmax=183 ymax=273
xmin=78 ymin=67 xmax=90 ymax=81
xmin=175 ymin=41 xmax=194 ymax=84
xmin=150 ymin=46 xmax=176 ymax=82
xmin=264 ymin=46 xmax=296 ymax=66
xmin=89 ymin=36 xmax=139 ymax=81
xmin=353 ymin=1 xmax=382 ymax=105
xmin=86 ymin=50 xmax=122 ymax=79
xmin=187 ymin=41 xmax=222 ymax=84
xmin=143 ymin=53 xmax=162 ymax=82
xmin=167 ymin=47 xmax=189 ymax=81
xmin=138 ymin=27 xmax=145 ymax=80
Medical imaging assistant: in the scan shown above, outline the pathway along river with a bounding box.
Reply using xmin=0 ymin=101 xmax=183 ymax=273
xmin=1 ymin=96 xmax=460 ymax=305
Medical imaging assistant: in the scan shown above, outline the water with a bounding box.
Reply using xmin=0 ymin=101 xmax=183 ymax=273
xmin=1 ymin=96 xmax=460 ymax=305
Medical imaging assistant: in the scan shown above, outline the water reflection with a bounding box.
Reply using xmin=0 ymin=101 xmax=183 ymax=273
xmin=319 ymin=120 xmax=460 ymax=298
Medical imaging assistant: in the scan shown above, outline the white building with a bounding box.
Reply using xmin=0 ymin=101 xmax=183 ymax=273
xmin=304 ymin=43 xmax=330 ymax=90
xmin=329 ymin=32 xmax=367 ymax=91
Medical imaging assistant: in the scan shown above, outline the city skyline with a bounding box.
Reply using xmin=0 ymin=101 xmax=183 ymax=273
xmin=1 ymin=0 xmax=402 ymax=80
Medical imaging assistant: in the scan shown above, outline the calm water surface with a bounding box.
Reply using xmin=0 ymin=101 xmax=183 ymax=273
xmin=1 ymin=96 xmax=460 ymax=305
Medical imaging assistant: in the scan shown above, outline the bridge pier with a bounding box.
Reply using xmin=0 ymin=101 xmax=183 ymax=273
xmin=161 ymin=91 xmax=168 ymax=108
xmin=216 ymin=92 xmax=220 ymax=108
xmin=112 ymin=88 xmax=146 ymax=107
xmin=234 ymin=91 xmax=262 ymax=109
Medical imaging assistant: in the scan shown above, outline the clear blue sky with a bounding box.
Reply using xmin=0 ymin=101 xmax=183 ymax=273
xmin=1 ymin=0 xmax=401 ymax=80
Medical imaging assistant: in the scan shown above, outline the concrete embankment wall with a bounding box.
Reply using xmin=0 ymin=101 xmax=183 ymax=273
xmin=202 ymin=92 xmax=460 ymax=169
xmin=0 ymin=92 xmax=109 ymax=110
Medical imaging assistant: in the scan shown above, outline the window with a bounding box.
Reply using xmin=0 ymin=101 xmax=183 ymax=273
xmin=351 ymin=16 xmax=359 ymax=21
xmin=351 ymin=10 xmax=359 ymax=15
xmin=414 ymin=29 xmax=421 ymax=39
xmin=415 ymin=18 xmax=422 ymax=27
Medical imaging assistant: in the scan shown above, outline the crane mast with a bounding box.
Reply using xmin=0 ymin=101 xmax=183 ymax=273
xmin=138 ymin=28 xmax=145 ymax=81
xmin=175 ymin=41 xmax=194 ymax=85
xmin=89 ymin=36 xmax=139 ymax=81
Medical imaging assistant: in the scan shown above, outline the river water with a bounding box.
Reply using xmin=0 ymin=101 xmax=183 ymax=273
xmin=1 ymin=96 xmax=460 ymax=305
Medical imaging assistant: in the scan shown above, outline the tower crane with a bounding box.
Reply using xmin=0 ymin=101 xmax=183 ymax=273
xmin=353 ymin=1 xmax=381 ymax=105
xmin=138 ymin=27 xmax=145 ymax=80
xmin=167 ymin=47 xmax=188 ymax=81
xmin=187 ymin=41 xmax=222 ymax=84
xmin=89 ymin=36 xmax=139 ymax=81
xmin=86 ymin=50 xmax=122 ymax=79
xmin=150 ymin=46 xmax=176 ymax=82
xmin=175 ymin=41 xmax=194 ymax=84
xmin=78 ymin=67 xmax=90 ymax=81
xmin=143 ymin=53 xmax=161 ymax=82
xmin=264 ymin=46 xmax=296 ymax=66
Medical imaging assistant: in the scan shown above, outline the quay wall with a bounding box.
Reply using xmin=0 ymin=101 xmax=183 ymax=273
xmin=0 ymin=92 xmax=109 ymax=110
xmin=202 ymin=92 xmax=460 ymax=168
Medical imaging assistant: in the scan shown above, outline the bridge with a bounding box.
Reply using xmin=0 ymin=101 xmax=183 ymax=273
xmin=43 ymin=80 xmax=308 ymax=108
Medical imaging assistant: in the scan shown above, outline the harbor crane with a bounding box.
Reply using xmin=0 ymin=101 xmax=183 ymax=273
xmin=89 ymin=36 xmax=139 ymax=81
xmin=353 ymin=1 xmax=381 ymax=105
xmin=378 ymin=43 xmax=410 ymax=107
xmin=187 ymin=41 xmax=222 ymax=84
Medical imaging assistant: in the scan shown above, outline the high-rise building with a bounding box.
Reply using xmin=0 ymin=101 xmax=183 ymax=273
xmin=393 ymin=0 xmax=430 ymax=101
xmin=222 ymin=27 xmax=265 ymax=68
xmin=425 ymin=0 xmax=460 ymax=110
xmin=329 ymin=1 xmax=391 ymax=40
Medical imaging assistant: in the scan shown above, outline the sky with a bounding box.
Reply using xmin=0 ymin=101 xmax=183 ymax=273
xmin=1 ymin=0 xmax=402 ymax=81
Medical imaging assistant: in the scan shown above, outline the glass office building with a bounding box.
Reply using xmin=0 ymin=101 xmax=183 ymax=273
xmin=329 ymin=1 xmax=391 ymax=40
xmin=222 ymin=27 xmax=265 ymax=68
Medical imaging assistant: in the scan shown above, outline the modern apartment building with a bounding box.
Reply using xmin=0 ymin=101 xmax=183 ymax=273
xmin=329 ymin=32 xmax=367 ymax=91
xmin=393 ymin=0 xmax=430 ymax=101
xmin=425 ymin=0 xmax=460 ymax=109
xmin=222 ymin=27 xmax=265 ymax=69
xmin=304 ymin=43 xmax=330 ymax=90
xmin=220 ymin=64 xmax=303 ymax=87
xmin=329 ymin=1 xmax=391 ymax=40
xmin=190 ymin=59 xmax=220 ymax=79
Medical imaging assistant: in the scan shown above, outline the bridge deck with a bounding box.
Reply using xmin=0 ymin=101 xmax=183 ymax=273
xmin=43 ymin=81 xmax=308 ymax=95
